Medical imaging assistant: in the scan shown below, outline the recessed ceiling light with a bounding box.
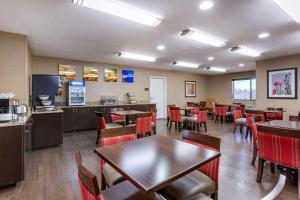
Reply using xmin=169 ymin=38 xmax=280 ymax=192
xmin=272 ymin=0 xmax=300 ymax=24
xmin=208 ymin=56 xmax=215 ymax=61
xmin=258 ymin=32 xmax=270 ymax=39
xmin=230 ymin=46 xmax=261 ymax=57
xmin=157 ymin=45 xmax=165 ymax=50
xmin=199 ymin=1 xmax=214 ymax=10
xmin=180 ymin=29 xmax=226 ymax=47
xmin=71 ymin=0 xmax=162 ymax=27
xmin=117 ymin=52 xmax=156 ymax=62
xmin=239 ymin=63 xmax=245 ymax=67
xmin=205 ymin=67 xmax=226 ymax=72
xmin=172 ymin=61 xmax=199 ymax=68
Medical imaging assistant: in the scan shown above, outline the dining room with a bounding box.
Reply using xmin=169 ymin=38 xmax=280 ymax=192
xmin=0 ymin=0 xmax=300 ymax=200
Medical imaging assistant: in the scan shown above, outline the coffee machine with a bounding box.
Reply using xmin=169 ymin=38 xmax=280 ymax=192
xmin=0 ymin=99 xmax=9 ymax=114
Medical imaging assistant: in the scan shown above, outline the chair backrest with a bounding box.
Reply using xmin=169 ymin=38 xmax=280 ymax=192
xmin=151 ymin=110 xmax=157 ymax=123
xmin=75 ymin=151 xmax=102 ymax=200
xmin=250 ymin=116 xmax=264 ymax=145
xmin=289 ymin=115 xmax=300 ymax=122
xmin=169 ymin=107 xmax=182 ymax=122
xmin=167 ymin=105 xmax=176 ymax=117
xmin=110 ymin=108 xmax=125 ymax=122
xmin=95 ymin=112 xmax=106 ymax=129
xmin=187 ymin=102 xmax=194 ymax=107
xmin=197 ymin=110 xmax=207 ymax=122
xmin=233 ymin=110 xmax=243 ymax=122
xmin=182 ymin=130 xmax=221 ymax=191
xmin=267 ymin=107 xmax=284 ymax=111
xmin=215 ymin=105 xmax=226 ymax=116
xmin=136 ymin=113 xmax=153 ymax=135
xmin=245 ymin=110 xmax=265 ymax=127
xmin=257 ymin=125 xmax=300 ymax=169
xmin=199 ymin=101 xmax=207 ymax=108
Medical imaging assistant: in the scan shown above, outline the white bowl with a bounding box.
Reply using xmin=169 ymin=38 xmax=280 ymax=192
xmin=39 ymin=95 xmax=49 ymax=101
xmin=44 ymin=106 xmax=55 ymax=111
xmin=41 ymin=100 xmax=52 ymax=106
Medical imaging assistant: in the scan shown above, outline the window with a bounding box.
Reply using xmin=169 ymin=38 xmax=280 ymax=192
xmin=232 ymin=78 xmax=256 ymax=100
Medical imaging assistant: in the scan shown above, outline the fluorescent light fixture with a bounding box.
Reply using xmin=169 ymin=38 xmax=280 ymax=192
xmin=239 ymin=63 xmax=245 ymax=67
xmin=258 ymin=32 xmax=270 ymax=39
xmin=117 ymin=52 xmax=156 ymax=62
xmin=206 ymin=67 xmax=226 ymax=72
xmin=172 ymin=61 xmax=199 ymax=68
xmin=208 ymin=56 xmax=215 ymax=61
xmin=273 ymin=0 xmax=300 ymax=24
xmin=180 ymin=29 xmax=226 ymax=47
xmin=71 ymin=0 xmax=162 ymax=27
xmin=230 ymin=46 xmax=261 ymax=57
xmin=157 ymin=45 xmax=165 ymax=50
xmin=199 ymin=1 xmax=214 ymax=10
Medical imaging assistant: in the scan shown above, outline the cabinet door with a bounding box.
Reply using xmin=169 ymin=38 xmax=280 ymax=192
xmin=76 ymin=107 xmax=98 ymax=130
xmin=62 ymin=108 xmax=76 ymax=132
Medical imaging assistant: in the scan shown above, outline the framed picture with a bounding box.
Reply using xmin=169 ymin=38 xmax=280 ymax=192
xmin=83 ymin=66 xmax=98 ymax=82
xmin=104 ymin=68 xmax=117 ymax=82
xmin=185 ymin=81 xmax=196 ymax=97
xmin=267 ymin=68 xmax=297 ymax=99
xmin=122 ymin=70 xmax=134 ymax=83
xmin=58 ymin=64 xmax=76 ymax=82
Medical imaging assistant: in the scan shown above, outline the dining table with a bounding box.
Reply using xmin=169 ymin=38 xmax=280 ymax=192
xmin=109 ymin=110 xmax=148 ymax=125
xmin=257 ymin=120 xmax=300 ymax=200
xmin=94 ymin=135 xmax=220 ymax=194
xmin=181 ymin=107 xmax=208 ymax=116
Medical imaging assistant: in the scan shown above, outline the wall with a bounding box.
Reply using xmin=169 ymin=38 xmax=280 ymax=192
xmin=207 ymin=71 xmax=256 ymax=107
xmin=0 ymin=31 xmax=31 ymax=104
xmin=256 ymin=54 xmax=300 ymax=119
xmin=32 ymin=56 xmax=208 ymax=107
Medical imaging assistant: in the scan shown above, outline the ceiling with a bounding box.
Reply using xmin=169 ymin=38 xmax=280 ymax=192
xmin=0 ymin=0 xmax=300 ymax=74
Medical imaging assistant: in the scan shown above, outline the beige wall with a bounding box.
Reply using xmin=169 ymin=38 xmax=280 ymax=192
xmin=32 ymin=56 xmax=208 ymax=107
xmin=0 ymin=31 xmax=32 ymax=104
xmin=256 ymin=54 xmax=300 ymax=119
xmin=207 ymin=71 xmax=256 ymax=107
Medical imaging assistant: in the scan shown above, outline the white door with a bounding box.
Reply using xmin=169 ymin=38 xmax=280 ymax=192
xmin=150 ymin=77 xmax=166 ymax=119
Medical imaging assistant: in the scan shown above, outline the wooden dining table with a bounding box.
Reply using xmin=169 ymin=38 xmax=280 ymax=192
xmin=94 ymin=135 xmax=220 ymax=194
xmin=109 ymin=110 xmax=148 ymax=125
xmin=181 ymin=107 xmax=208 ymax=116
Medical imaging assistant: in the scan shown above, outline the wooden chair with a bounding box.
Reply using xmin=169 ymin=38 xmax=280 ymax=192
xmin=169 ymin=107 xmax=184 ymax=130
xmin=199 ymin=101 xmax=207 ymax=108
xmin=159 ymin=130 xmax=221 ymax=200
xmin=245 ymin=110 xmax=265 ymax=139
xmin=184 ymin=109 xmax=208 ymax=132
xmin=215 ymin=105 xmax=231 ymax=123
xmin=166 ymin=105 xmax=176 ymax=127
xmin=232 ymin=109 xmax=246 ymax=134
xmin=265 ymin=107 xmax=284 ymax=121
xmin=75 ymin=151 xmax=162 ymax=200
xmin=289 ymin=115 xmax=300 ymax=121
xmin=95 ymin=112 xmax=123 ymax=145
xmin=110 ymin=107 xmax=126 ymax=125
xmin=99 ymin=126 xmax=136 ymax=189
xmin=135 ymin=112 xmax=153 ymax=137
xmin=250 ymin=116 xmax=264 ymax=165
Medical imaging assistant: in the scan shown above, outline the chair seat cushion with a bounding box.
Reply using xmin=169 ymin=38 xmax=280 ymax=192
xmin=226 ymin=111 xmax=233 ymax=116
xmin=186 ymin=193 xmax=213 ymax=200
xmin=159 ymin=170 xmax=215 ymax=199
xmin=106 ymin=123 xmax=123 ymax=129
xmin=235 ymin=118 xmax=246 ymax=124
xmin=184 ymin=116 xmax=198 ymax=122
xmin=102 ymin=163 xmax=125 ymax=187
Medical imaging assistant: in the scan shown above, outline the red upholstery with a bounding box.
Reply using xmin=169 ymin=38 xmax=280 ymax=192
xmin=233 ymin=110 xmax=243 ymax=122
xmin=216 ymin=106 xmax=226 ymax=117
xmin=183 ymin=140 xmax=220 ymax=191
xmin=152 ymin=112 xmax=157 ymax=124
xmin=246 ymin=113 xmax=265 ymax=128
xmin=190 ymin=109 xmax=198 ymax=115
xmin=136 ymin=116 xmax=152 ymax=135
xmin=196 ymin=110 xmax=207 ymax=123
xmin=110 ymin=114 xmax=125 ymax=123
xmin=257 ymin=132 xmax=300 ymax=169
xmin=78 ymin=176 xmax=103 ymax=200
xmin=96 ymin=115 xmax=106 ymax=129
xmin=265 ymin=112 xmax=283 ymax=120
xmin=169 ymin=109 xmax=182 ymax=122
xmin=251 ymin=121 xmax=264 ymax=145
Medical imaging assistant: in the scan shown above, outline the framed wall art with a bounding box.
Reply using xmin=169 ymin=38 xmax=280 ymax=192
xmin=185 ymin=81 xmax=196 ymax=97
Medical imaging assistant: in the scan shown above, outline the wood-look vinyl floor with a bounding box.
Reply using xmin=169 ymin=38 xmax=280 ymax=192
xmin=0 ymin=119 xmax=298 ymax=200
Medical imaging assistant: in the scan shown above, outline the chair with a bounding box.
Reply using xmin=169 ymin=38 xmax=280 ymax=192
xmin=166 ymin=105 xmax=176 ymax=127
xmin=169 ymin=107 xmax=185 ymax=130
xmin=232 ymin=109 xmax=246 ymax=134
xmin=135 ymin=112 xmax=153 ymax=137
xmin=211 ymin=102 xmax=217 ymax=120
xmin=245 ymin=110 xmax=265 ymax=139
xmin=95 ymin=112 xmax=123 ymax=145
xmin=289 ymin=115 xmax=300 ymax=121
xmin=199 ymin=101 xmax=207 ymax=108
xmin=187 ymin=102 xmax=195 ymax=107
xmin=151 ymin=109 xmax=157 ymax=135
xmin=110 ymin=108 xmax=126 ymax=125
xmin=159 ymin=130 xmax=221 ymax=200
xmin=99 ymin=126 xmax=136 ymax=189
xmin=215 ymin=105 xmax=231 ymax=123
xmin=265 ymin=107 xmax=283 ymax=121
xmin=250 ymin=116 xmax=264 ymax=165
xmin=185 ymin=109 xmax=208 ymax=132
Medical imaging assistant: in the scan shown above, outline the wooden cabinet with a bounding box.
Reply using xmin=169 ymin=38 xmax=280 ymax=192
xmin=32 ymin=112 xmax=63 ymax=149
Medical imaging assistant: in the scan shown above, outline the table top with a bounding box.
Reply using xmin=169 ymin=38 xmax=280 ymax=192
xmin=110 ymin=110 xmax=147 ymax=116
xmin=181 ymin=107 xmax=208 ymax=110
xmin=94 ymin=135 xmax=220 ymax=193
xmin=263 ymin=120 xmax=300 ymax=130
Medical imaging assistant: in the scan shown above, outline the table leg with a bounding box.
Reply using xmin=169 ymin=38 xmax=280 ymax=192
xmin=261 ymin=174 xmax=286 ymax=200
xmin=126 ymin=116 xmax=130 ymax=125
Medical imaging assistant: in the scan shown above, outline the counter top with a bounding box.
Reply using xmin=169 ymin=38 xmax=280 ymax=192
xmin=0 ymin=113 xmax=31 ymax=128
xmin=31 ymin=109 xmax=64 ymax=115
xmin=59 ymin=102 xmax=155 ymax=108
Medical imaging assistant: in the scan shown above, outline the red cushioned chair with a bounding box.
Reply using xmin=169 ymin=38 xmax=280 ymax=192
xmin=250 ymin=116 xmax=264 ymax=165
xmin=233 ymin=109 xmax=246 ymax=134
xmin=245 ymin=110 xmax=265 ymax=140
xmin=95 ymin=112 xmax=122 ymax=145
xmin=215 ymin=105 xmax=232 ymax=123
xmin=199 ymin=101 xmax=207 ymax=108
xmin=185 ymin=109 xmax=208 ymax=132
xmin=135 ymin=112 xmax=153 ymax=137
xmin=169 ymin=107 xmax=185 ymax=130
xmin=166 ymin=105 xmax=176 ymax=127
xmin=110 ymin=107 xmax=126 ymax=125
xmin=159 ymin=130 xmax=221 ymax=200
xmin=99 ymin=126 xmax=137 ymax=189
xmin=265 ymin=107 xmax=283 ymax=121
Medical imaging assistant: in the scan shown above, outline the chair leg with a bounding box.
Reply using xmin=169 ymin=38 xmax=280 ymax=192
xmin=167 ymin=117 xmax=169 ymax=127
xmin=153 ymin=126 xmax=156 ymax=135
xmin=196 ymin=123 xmax=200 ymax=132
xmin=233 ymin=124 xmax=237 ymax=134
xmin=101 ymin=174 xmax=107 ymax=190
xmin=270 ymin=162 xmax=275 ymax=174
xmin=169 ymin=121 xmax=172 ymax=130
xmin=215 ymin=115 xmax=218 ymax=123
xmin=245 ymin=127 xmax=250 ymax=139
xmin=204 ymin=122 xmax=207 ymax=132
xmin=178 ymin=122 xmax=182 ymax=131
xmin=251 ymin=145 xmax=257 ymax=166
xmin=256 ymin=158 xmax=265 ymax=183
xmin=175 ymin=122 xmax=178 ymax=130
xmin=211 ymin=192 xmax=218 ymax=200
xmin=240 ymin=124 xmax=243 ymax=133
xmin=96 ymin=131 xmax=100 ymax=145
